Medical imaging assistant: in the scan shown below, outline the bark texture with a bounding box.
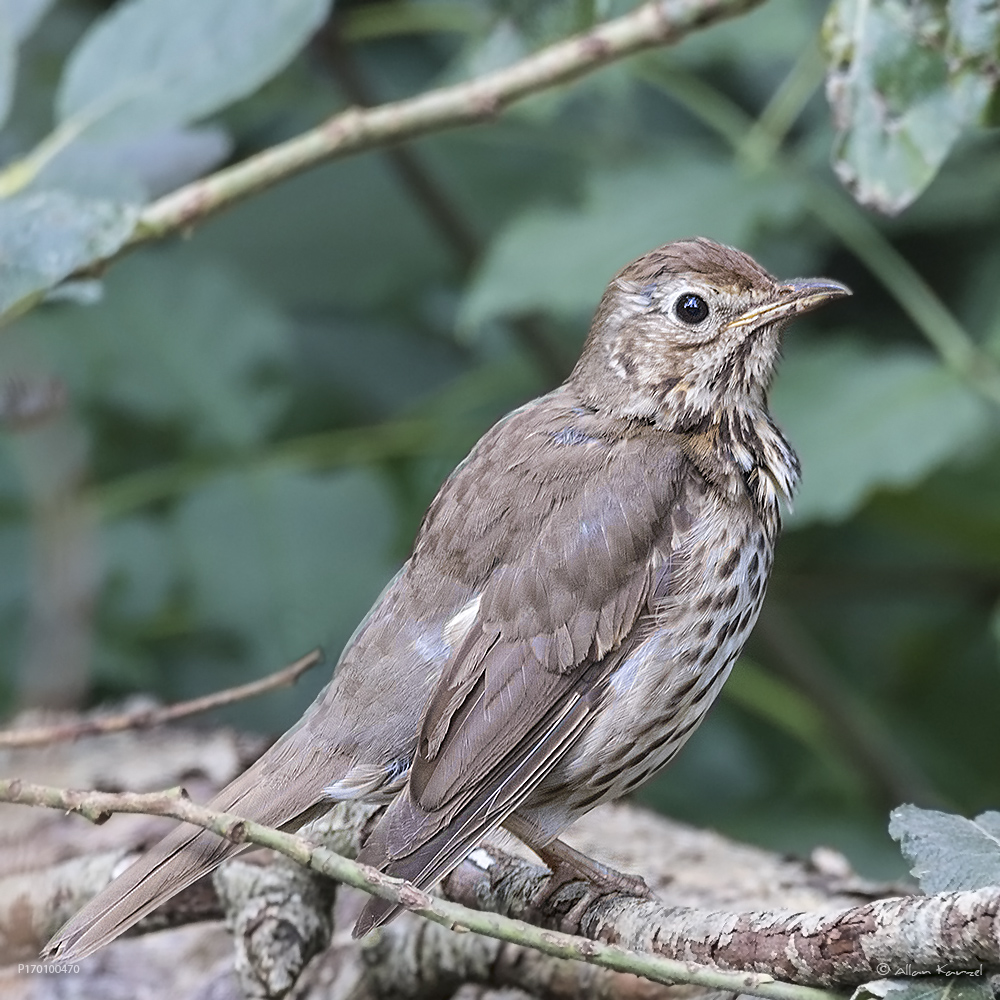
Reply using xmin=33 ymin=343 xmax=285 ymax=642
xmin=3 ymin=711 xmax=987 ymax=1000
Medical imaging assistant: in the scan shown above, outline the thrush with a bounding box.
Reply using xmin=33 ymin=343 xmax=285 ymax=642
xmin=44 ymin=238 xmax=849 ymax=958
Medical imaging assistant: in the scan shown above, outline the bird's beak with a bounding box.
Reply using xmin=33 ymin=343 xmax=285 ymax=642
xmin=727 ymin=278 xmax=852 ymax=329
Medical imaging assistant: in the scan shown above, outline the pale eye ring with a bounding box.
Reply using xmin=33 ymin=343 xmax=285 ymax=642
xmin=674 ymin=293 xmax=709 ymax=324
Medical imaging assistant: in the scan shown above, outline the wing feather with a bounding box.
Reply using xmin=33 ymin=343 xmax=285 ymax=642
xmin=353 ymin=391 xmax=686 ymax=935
xmin=354 ymin=656 xmax=603 ymax=935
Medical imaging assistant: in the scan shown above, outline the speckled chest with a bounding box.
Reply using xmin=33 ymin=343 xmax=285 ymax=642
xmin=522 ymin=469 xmax=775 ymax=836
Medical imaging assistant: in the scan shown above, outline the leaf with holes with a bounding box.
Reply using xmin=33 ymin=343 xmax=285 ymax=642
xmin=824 ymin=0 xmax=1000 ymax=213
xmin=889 ymin=803 xmax=1000 ymax=893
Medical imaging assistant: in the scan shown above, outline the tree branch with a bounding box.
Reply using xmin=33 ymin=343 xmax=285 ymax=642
xmin=0 ymin=778 xmax=834 ymax=1000
xmin=445 ymin=846 xmax=1000 ymax=988
xmin=0 ymin=649 xmax=323 ymax=749
xmin=6 ymin=779 xmax=1000 ymax=994
xmin=122 ymin=0 xmax=763 ymax=254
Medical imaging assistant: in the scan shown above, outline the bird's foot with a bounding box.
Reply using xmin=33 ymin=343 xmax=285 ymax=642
xmin=528 ymin=837 xmax=653 ymax=933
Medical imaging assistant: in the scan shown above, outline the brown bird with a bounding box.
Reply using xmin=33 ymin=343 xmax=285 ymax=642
xmin=44 ymin=238 xmax=849 ymax=958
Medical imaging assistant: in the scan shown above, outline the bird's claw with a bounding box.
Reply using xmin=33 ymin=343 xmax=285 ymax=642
xmin=526 ymin=839 xmax=654 ymax=933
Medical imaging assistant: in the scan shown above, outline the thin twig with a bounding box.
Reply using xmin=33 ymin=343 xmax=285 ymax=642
xmin=1 ymin=778 xmax=834 ymax=1000
xmin=0 ymin=649 xmax=324 ymax=749
xmin=122 ymin=0 xmax=764 ymax=254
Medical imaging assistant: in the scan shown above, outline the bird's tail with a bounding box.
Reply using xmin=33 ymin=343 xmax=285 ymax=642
xmin=43 ymin=725 xmax=342 ymax=962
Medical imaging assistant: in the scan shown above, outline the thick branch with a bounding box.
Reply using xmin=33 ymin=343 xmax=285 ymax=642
xmin=362 ymin=908 xmax=696 ymax=1000
xmin=445 ymin=847 xmax=1000 ymax=988
xmin=125 ymin=0 xmax=763 ymax=251
xmin=0 ymin=778 xmax=831 ymax=1000
xmin=0 ymin=649 xmax=323 ymax=748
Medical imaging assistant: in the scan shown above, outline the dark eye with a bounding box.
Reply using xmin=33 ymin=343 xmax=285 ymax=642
xmin=674 ymin=293 xmax=709 ymax=324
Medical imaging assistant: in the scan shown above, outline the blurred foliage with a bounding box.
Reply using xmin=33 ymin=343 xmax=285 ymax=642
xmin=0 ymin=0 xmax=998 ymax=883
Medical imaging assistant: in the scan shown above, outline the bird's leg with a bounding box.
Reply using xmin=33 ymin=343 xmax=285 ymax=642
xmin=531 ymin=836 xmax=652 ymax=897
xmin=503 ymin=815 xmax=653 ymax=932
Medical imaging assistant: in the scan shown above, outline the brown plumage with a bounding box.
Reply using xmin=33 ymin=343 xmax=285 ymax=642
xmin=44 ymin=239 xmax=849 ymax=958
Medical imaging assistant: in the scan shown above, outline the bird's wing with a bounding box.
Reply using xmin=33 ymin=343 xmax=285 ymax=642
xmin=354 ymin=395 xmax=686 ymax=934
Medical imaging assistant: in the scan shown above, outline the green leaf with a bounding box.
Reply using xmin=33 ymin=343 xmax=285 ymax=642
xmin=36 ymin=126 xmax=232 ymax=201
xmin=14 ymin=249 xmax=292 ymax=449
xmin=101 ymin=516 xmax=175 ymax=623
xmin=772 ymin=339 xmax=991 ymax=526
xmin=461 ymin=158 xmax=802 ymax=327
xmin=0 ymin=191 xmax=137 ymax=319
xmin=57 ymin=0 xmax=332 ymax=140
xmin=0 ymin=13 xmax=16 ymax=131
xmin=0 ymin=0 xmax=56 ymax=133
xmin=854 ymin=982 xmax=993 ymax=1000
xmin=172 ymin=467 xmax=398 ymax=684
xmin=824 ymin=0 xmax=1000 ymax=214
xmin=889 ymin=803 xmax=1000 ymax=892
xmin=11 ymin=0 xmax=57 ymax=41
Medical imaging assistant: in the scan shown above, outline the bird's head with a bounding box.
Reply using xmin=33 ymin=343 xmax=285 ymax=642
xmin=570 ymin=237 xmax=850 ymax=432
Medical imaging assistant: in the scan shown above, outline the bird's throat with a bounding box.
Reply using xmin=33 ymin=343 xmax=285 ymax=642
xmin=665 ymin=395 xmax=799 ymax=529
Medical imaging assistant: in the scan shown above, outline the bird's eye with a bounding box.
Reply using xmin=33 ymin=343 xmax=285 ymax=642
xmin=674 ymin=293 xmax=709 ymax=324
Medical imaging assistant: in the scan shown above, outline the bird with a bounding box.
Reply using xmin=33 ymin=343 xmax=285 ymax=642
xmin=44 ymin=238 xmax=849 ymax=958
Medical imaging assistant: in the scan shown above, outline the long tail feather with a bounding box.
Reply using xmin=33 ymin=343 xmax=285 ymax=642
xmin=43 ymin=730 xmax=345 ymax=961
